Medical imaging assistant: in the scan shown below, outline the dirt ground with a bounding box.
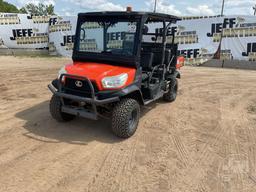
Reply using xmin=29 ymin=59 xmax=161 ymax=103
xmin=0 ymin=56 xmax=256 ymax=192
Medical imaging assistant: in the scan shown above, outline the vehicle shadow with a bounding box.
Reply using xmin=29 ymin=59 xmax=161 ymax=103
xmin=15 ymin=101 xmax=122 ymax=145
xmin=15 ymin=100 xmax=161 ymax=145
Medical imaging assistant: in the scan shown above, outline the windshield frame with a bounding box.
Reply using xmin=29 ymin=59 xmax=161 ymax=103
xmin=73 ymin=15 xmax=142 ymax=67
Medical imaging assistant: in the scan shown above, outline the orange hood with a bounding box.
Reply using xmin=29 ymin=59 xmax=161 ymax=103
xmin=65 ymin=62 xmax=136 ymax=90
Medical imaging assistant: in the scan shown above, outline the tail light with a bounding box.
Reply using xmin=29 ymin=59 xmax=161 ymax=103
xmin=176 ymin=56 xmax=185 ymax=69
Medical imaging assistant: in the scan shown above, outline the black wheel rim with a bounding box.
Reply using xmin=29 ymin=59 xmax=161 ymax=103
xmin=128 ymin=109 xmax=138 ymax=131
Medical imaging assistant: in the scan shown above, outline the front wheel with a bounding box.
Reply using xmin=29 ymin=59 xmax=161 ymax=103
xmin=49 ymin=95 xmax=75 ymax=122
xmin=111 ymin=98 xmax=140 ymax=138
xmin=163 ymin=78 xmax=178 ymax=102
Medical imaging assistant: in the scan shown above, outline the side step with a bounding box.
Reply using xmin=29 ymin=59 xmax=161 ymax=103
xmin=143 ymin=90 xmax=164 ymax=105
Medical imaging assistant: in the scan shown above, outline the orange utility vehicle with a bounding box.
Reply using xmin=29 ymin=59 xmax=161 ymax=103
xmin=48 ymin=11 xmax=182 ymax=138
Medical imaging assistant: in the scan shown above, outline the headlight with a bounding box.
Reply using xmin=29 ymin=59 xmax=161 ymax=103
xmin=58 ymin=66 xmax=67 ymax=79
xmin=102 ymin=73 xmax=128 ymax=89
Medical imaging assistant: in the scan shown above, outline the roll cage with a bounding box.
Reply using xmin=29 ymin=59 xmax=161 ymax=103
xmin=72 ymin=11 xmax=181 ymax=68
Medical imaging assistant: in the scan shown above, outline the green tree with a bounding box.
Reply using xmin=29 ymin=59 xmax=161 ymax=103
xmin=19 ymin=7 xmax=27 ymax=14
xmin=46 ymin=4 xmax=55 ymax=15
xmin=0 ymin=0 xmax=20 ymax=13
xmin=19 ymin=3 xmax=55 ymax=15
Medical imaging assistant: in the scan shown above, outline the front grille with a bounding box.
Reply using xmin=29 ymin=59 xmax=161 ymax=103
xmin=62 ymin=77 xmax=98 ymax=98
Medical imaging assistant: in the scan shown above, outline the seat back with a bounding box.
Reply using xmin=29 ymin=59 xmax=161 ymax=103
xmin=168 ymin=44 xmax=178 ymax=68
xmin=151 ymin=49 xmax=172 ymax=66
xmin=141 ymin=43 xmax=178 ymax=69
xmin=152 ymin=51 xmax=162 ymax=66
xmin=141 ymin=52 xmax=154 ymax=70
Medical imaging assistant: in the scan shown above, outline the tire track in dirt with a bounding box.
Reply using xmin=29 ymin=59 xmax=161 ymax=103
xmin=192 ymin=99 xmax=243 ymax=191
xmin=230 ymin=92 xmax=256 ymax=191
xmin=166 ymin=82 xmax=231 ymax=192
xmin=45 ymin=144 xmax=112 ymax=192
xmin=85 ymin=141 xmax=136 ymax=192
xmin=1 ymin=56 xmax=256 ymax=192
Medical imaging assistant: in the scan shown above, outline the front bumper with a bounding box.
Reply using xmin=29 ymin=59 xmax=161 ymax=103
xmin=48 ymin=74 xmax=120 ymax=120
xmin=48 ymin=83 xmax=120 ymax=105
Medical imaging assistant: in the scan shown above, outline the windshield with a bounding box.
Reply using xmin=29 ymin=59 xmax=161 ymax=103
xmin=77 ymin=19 xmax=139 ymax=56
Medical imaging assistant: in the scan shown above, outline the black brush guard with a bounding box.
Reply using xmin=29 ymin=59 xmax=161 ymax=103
xmin=48 ymin=74 xmax=120 ymax=120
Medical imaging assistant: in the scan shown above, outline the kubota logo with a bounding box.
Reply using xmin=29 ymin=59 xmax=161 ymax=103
xmin=75 ymin=80 xmax=83 ymax=88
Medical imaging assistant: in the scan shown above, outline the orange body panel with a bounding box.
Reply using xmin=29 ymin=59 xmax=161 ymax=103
xmin=176 ymin=56 xmax=185 ymax=69
xmin=65 ymin=62 xmax=136 ymax=91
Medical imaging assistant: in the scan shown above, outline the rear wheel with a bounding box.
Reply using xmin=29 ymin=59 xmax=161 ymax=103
xmin=50 ymin=95 xmax=75 ymax=122
xmin=112 ymin=98 xmax=140 ymax=138
xmin=163 ymin=78 xmax=178 ymax=102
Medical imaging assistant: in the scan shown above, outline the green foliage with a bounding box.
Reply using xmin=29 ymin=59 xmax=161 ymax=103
xmin=0 ymin=0 xmax=20 ymax=13
xmin=0 ymin=1 xmax=55 ymax=15
xmin=19 ymin=7 xmax=27 ymax=14
xmin=20 ymin=3 xmax=56 ymax=16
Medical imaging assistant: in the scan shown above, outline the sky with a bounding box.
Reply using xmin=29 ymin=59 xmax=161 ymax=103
xmin=6 ymin=0 xmax=256 ymax=16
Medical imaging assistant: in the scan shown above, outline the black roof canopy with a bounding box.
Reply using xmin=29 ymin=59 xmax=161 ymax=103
xmin=78 ymin=11 xmax=181 ymax=22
